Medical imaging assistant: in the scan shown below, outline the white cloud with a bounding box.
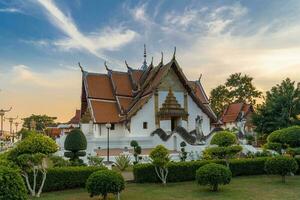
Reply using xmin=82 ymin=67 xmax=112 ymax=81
xmin=10 ymin=64 xmax=80 ymax=89
xmin=36 ymin=0 xmax=137 ymax=65
xmin=0 ymin=7 xmax=22 ymax=13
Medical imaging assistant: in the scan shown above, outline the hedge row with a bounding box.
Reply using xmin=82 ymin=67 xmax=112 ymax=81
xmin=134 ymin=157 xmax=300 ymax=183
xmin=29 ymin=166 xmax=106 ymax=192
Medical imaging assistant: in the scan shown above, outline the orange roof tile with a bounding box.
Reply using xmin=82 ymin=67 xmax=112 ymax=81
xmin=90 ymin=100 xmax=121 ymax=123
xmin=118 ymin=97 xmax=133 ymax=111
xmin=86 ymin=74 xmax=114 ymax=100
xmin=221 ymin=103 xmax=253 ymax=123
xmin=111 ymin=72 xmax=133 ymax=96
xmin=68 ymin=109 xmax=81 ymax=124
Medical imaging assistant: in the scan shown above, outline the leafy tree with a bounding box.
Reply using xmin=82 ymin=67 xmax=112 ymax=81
xmin=265 ymin=156 xmax=298 ymax=183
xmin=130 ymin=140 xmax=142 ymax=164
xmin=205 ymin=131 xmax=242 ymax=167
xmin=210 ymin=73 xmax=262 ymax=117
xmin=64 ymin=129 xmax=87 ymax=165
xmin=22 ymin=114 xmax=57 ymax=132
xmin=0 ymin=166 xmax=28 ymax=200
xmin=265 ymin=126 xmax=300 ymax=154
xmin=196 ymin=163 xmax=232 ymax=191
xmin=8 ymin=134 xmax=58 ymax=197
xmin=252 ymin=78 xmax=300 ymax=136
xmin=86 ymin=170 xmax=125 ymax=200
xmin=210 ymin=131 xmax=236 ymax=147
xmin=18 ymin=129 xmax=37 ymax=140
xmin=149 ymin=145 xmax=170 ymax=185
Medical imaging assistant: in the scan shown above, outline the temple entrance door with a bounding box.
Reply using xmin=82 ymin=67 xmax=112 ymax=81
xmin=171 ymin=117 xmax=178 ymax=131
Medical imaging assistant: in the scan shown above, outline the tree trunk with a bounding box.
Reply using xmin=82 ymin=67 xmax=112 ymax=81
xmin=36 ymin=170 xmax=47 ymax=197
xmin=212 ymin=184 xmax=218 ymax=192
xmin=282 ymin=175 xmax=286 ymax=183
xmin=22 ymin=173 xmax=35 ymax=196
xmin=103 ymin=194 xmax=107 ymax=200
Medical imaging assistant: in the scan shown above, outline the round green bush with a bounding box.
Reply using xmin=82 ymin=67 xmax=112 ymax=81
xmin=0 ymin=166 xmax=28 ymax=200
xmin=267 ymin=126 xmax=300 ymax=148
xmin=196 ymin=163 xmax=232 ymax=191
xmin=86 ymin=170 xmax=125 ymax=199
xmin=265 ymin=156 xmax=298 ymax=183
xmin=64 ymin=129 xmax=87 ymax=151
xmin=211 ymin=131 xmax=236 ymax=147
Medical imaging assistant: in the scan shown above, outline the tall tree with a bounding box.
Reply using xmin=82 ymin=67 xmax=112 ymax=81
xmin=22 ymin=114 xmax=57 ymax=132
xmin=210 ymin=73 xmax=262 ymax=117
xmin=252 ymin=78 xmax=300 ymax=135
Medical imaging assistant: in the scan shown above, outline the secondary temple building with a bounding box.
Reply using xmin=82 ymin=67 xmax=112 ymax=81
xmin=78 ymin=49 xmax=218 ymax=156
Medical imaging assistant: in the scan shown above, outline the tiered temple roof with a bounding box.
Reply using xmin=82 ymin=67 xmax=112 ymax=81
xmin=80 ymin=52 xmax=217 ymax=124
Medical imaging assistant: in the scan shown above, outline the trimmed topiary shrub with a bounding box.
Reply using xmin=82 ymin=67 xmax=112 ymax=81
xmin=266 ymin=126 xmax=300 ymax=153
xmin=86 ymin=170 xmax=125 ymax=200
xmin=211 ymin=131 xmax=237 ymax=147
xmin=0 ymin=166 xmax=28 ymax=200
xmin=265 ymin=156 xmax=298 ymax=183
xmin=196 ymin=163 xmax=232 ymax=191
xmin=64 ymin=129 xmax=87 ymax=164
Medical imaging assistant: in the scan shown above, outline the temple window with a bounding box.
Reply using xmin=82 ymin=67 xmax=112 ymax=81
xmin=111 ymin=123 xmax=115 ymax=130
xmin=143 ymin=122 xmax=148 ymax=129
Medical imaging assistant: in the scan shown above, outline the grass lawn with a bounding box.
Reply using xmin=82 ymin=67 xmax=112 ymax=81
xmin=34 ymin=175 xmax=300 ymax=200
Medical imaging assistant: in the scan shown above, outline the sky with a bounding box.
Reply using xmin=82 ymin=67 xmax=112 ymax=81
xmin=1 ymin=0 xmax=300 ymax=130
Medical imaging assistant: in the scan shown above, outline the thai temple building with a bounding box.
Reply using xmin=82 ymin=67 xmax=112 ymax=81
xmin=71 ymin=47 xmax=219 ymax=158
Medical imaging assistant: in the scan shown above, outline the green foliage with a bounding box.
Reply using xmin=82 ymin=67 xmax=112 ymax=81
xmin=210 ymin=73 xmax=262 ymax=117
xmin=0 ymin=166 xmax=28 ymax=200
xmin=265 ymin=126 xmax=300 ymax=153
xmin=149 ymin=145 xmax=170 ymax=168
xmin=18 ymin=129 xmax=37 ymax=140
xmin=28 ymin=166 xmax=106 ymax=192
xmin=115 ymin=154 xmax=131 ymax=171
xmin=286 ymin=147 xmax=300 ymax=157
xmin=64 ymin=129 xmax=87 ymax=162
xmin=264 ymin=142 xmax=282 ymax=154
xmin=8 ymin=134 xmax=58 ymax=162
xmin=48 ymin=155 xmax=70 ymax=167
xmin=134 ymin=157 xmax=268 ymax=183
xmin=87 ymin=155 xmax=104 ymax=166
xmin=252 ymin=78 xmax=300 ymax=135
xmin=22 ymin=114 xmax=57 ymax=132
xmin=196 ymin=163 xmax=232 ymax=191
xmin=265 ymin=156 xmax=298 ymax=183
xmin=203 ymin=145 xmax=242 ymax=167
xmin=130 ymin=140 xmax=142 ymax=164
xmin=211 ymin=131 xmax=237 ymax=147
xmin=86 ymin=170 xmax=125 ymax=199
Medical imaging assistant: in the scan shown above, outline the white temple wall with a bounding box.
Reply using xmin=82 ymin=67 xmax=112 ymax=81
xmin=130 ymin=96 xmax=155 ymax=136
xmin=160 ymin=120 xmax=171 ymax=132
xmin=187 ymin=96 xmax=211 ymax=135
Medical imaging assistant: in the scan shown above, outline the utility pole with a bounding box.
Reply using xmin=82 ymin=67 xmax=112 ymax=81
xmin=15 ymin=121 xmax=20 ymax=140
xmin=5 ymin=116 xmax=18 ymax=143
xmin=0 ymin=107 xmax=12 ymax=137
